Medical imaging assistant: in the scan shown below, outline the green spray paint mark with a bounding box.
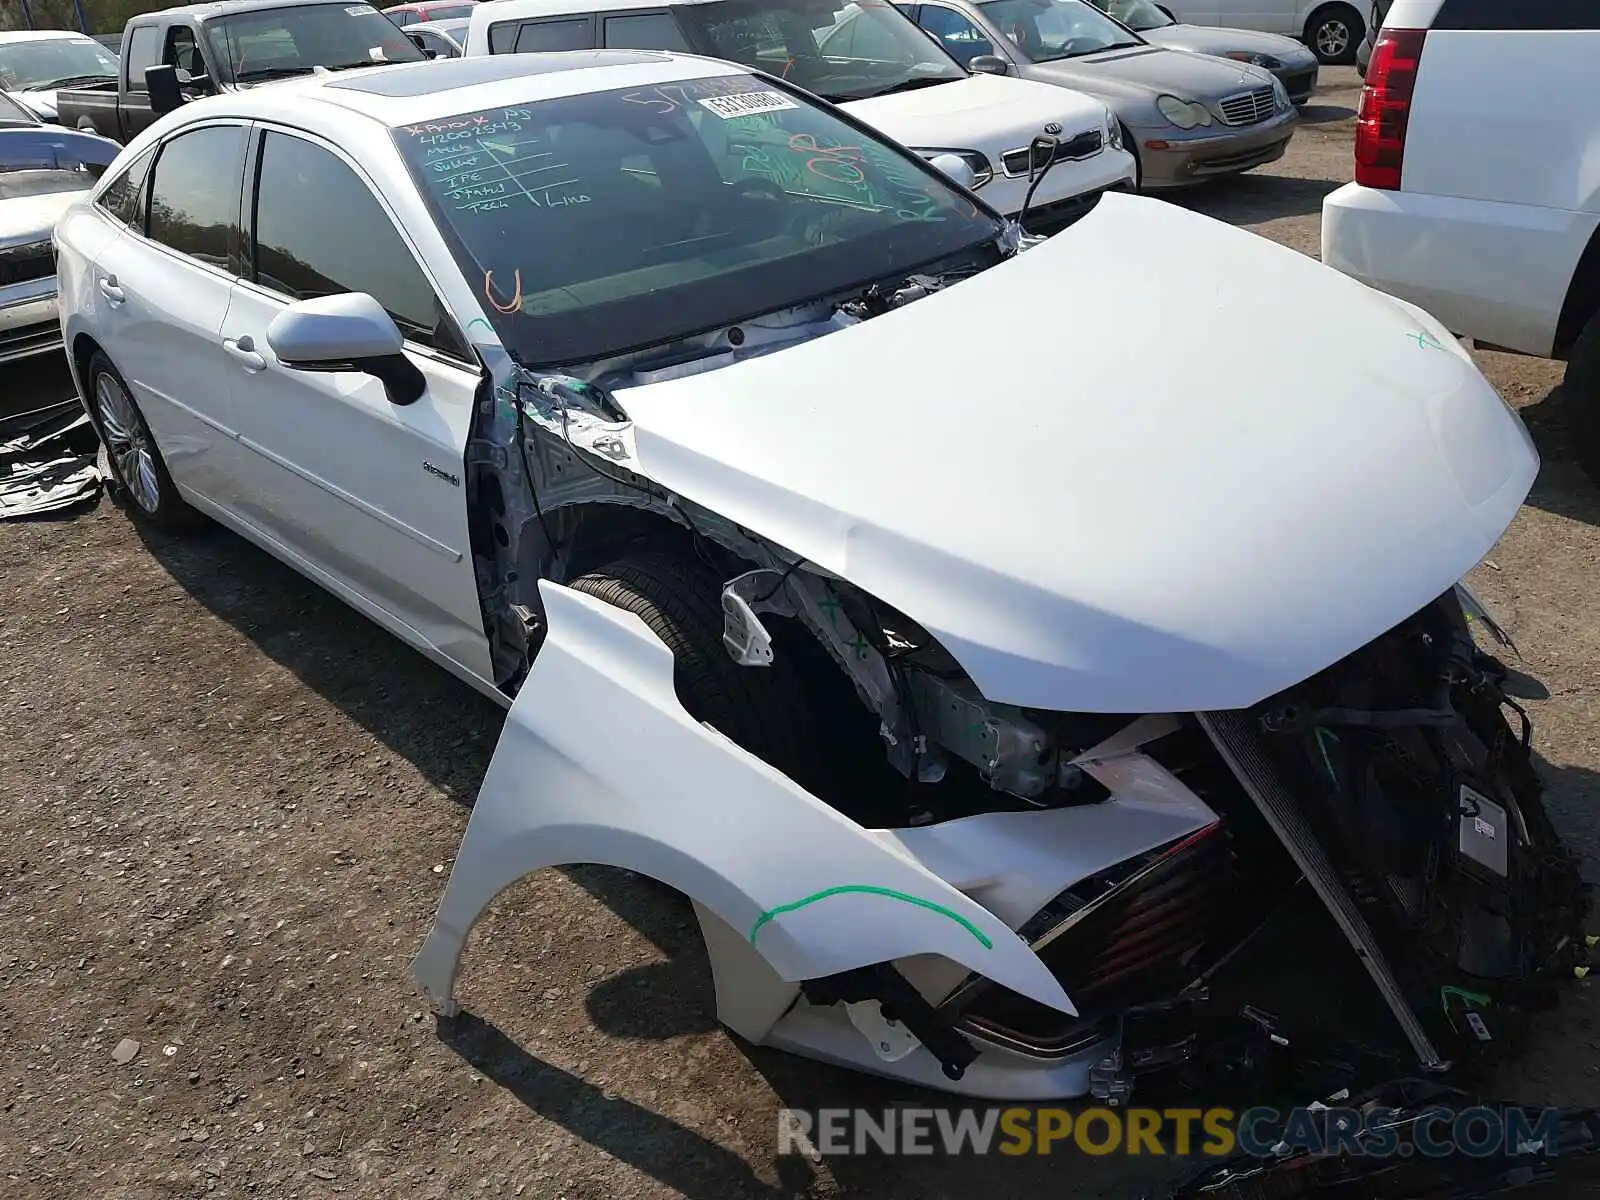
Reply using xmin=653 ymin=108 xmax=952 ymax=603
xmin=1441 ymin=984 xmax=1492 ymax=1012
xmin=1314 ymin=727 xmax=1340 ymax=786
xmin=1408 ymin=328 xmax=1447 ymax=352
xmin=466 ymin=317 xmax=495 ymax=336
xmin=749 ymin=886 xmax=994 ymax=949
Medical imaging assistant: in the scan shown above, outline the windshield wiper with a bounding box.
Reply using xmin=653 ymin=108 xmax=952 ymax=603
xmin=322 ymin=59 xmax=399 ymax=71
xmin=24 ymin=74 xmax=115 ymax=90
xmin=235 ymin=66 xmax=317 ymax=81
xmin=835 ymin=76 xmax=953 ymax=101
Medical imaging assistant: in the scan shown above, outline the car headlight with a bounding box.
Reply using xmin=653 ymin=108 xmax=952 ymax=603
xmin=912 ymin=147 xmax=993 ymax=190
xmin=1226 ymin=50 xmax=1281 ymax=69
xmin=1104 ymin=108 xmax=1123 ymax=151
xmin=1270 ymin=76 xmax=1291 ymax=112
xmin=1155 ymin=94 xmax=1213 ymax=130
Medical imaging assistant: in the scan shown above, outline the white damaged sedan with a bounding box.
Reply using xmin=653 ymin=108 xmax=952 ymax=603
xmin=55 ymin=51 xmax=1588 ymax=1101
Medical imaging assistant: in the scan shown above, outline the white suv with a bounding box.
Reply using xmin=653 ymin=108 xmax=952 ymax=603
xmin=461 ymin=0 xmax=1137 ymax=229
xmin=1321 ymin=0 xmax=1600 ymax=479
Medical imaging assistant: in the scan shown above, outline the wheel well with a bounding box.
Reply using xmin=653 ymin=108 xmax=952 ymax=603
xmin=1555 ymin=223 xmax=1600 ymax=358
xmin=70 ymin=332 xmax=101 ymax=388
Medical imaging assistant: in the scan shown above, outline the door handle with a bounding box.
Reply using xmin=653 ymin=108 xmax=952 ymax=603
xmin=222 ymin=335 xmax=266 ymax=372
xmin=97 ymin=275 xmax=124 ymax=304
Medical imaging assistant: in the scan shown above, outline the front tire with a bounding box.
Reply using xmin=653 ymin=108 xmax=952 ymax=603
xmin=1566 ymin=312 xmax=1600 ymax=488
xmin=1305 ymin=3 xmax=1363 ymax=65
xmin=567 ymin=553 xmax=833 ymax=798
xmin=84 ymin=350 xmax=199 ymax=532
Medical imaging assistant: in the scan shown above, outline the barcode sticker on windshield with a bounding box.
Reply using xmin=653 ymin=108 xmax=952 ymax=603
xmin=699 ymin=91 xmax=799 ymax=119
xmin=347 ymin=5 xmax=373 ymax=12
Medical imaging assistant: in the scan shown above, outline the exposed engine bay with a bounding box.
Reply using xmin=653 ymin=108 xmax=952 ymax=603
xmin=415 ymin=201 xmax=1591 ymax=1105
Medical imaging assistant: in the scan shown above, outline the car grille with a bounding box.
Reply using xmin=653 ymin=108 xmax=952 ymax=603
xmin=1218 ymin=86 xmax=1277 ymax=126
xmin=0 ymin=240 xmax=55 ymax=288
xmin=1001 ymin=129 xmax=1103 ymax=177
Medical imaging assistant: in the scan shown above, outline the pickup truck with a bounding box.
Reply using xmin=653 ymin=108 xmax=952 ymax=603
xmin=55 ymin=0 xmax=426 ymax=143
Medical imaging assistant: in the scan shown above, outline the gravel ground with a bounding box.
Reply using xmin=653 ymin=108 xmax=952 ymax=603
xmin=3 ymin=68 xmax=1597 ymax=1199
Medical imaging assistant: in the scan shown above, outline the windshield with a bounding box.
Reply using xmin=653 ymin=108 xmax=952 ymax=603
xmin=676 ymin=0 xmax=967 ymax=103
xmin=396 ymin=73 xmax=1002 ymax=367
xmin=0 ymin=36 xmax=118 ymax=90
xmin=424 ymin=4 xmax=475 ymax=18
xmin=0 ymin=90 xmax=38 ymax=126
xmin=207 ymin=3 xmax=424 ymax=80
xmin=1101 ymin=0 xmax=1172 ymax=30
xmin=977 ymin=0 xmax=1144 ymax=61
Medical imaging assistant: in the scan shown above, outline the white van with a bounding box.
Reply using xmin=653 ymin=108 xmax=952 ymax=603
xmin=1321 ymin=0 xmax=1600 ymax=479
xmin=462 ymin=0 xmax=1137 ymax=229
xmin=1159 ymin=0 xmax=1366 ymax=64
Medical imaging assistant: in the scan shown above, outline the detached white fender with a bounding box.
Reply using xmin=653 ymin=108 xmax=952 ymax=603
xmin=412 ymin=580 xmax=1078 ymax=1019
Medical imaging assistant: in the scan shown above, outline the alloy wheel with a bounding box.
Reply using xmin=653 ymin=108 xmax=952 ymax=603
xmin=1315 ymin=17 xmax=1351 ymax=58
xmin=94 ymin=372 xmax=161 ymax=514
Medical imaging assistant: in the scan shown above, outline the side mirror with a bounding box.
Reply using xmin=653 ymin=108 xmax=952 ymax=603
xmin=265 ymin=293 xmax=427 ymax=407
xmin=926 ymin=152 xmax=976 ymax=190
xmin=967 ymin=54 xmax=1010 ymax=75
xmin=422 ymin=48 xmax=439 ymax=59
xmin=144 ymin=64 xmax=182 ymax=115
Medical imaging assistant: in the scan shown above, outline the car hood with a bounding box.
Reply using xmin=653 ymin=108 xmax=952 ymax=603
xmin=614 ymin=192 xmax=1536 ymax=715
xmin=1139 ymin=24 xmax=1317 ymax=63
xmin=14 ymin=89 xmax=58 ymax=119
xmin=843 ymin=72 xmax=1109 ymax=150
xmin=0 ymin=175 xmax=86 ymax=242
xmin=1027 ymin=42 xmax=1275 ymax=103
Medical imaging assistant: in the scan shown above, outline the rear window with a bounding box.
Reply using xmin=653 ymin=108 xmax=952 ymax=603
xmin=206 ymin=3 xmax=425 ymax=80
xmin=1433 ymin=0 xmax=1596 ymax=29
xmin=393 ymin=72 xmax=1001 ymax=366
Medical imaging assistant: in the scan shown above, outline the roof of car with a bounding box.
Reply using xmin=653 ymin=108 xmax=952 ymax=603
xmin=168 ymin=48 xmax=751 ymax=128
xmin=133 ymin=0 xmax=383 ymax=21
xmin=472 ymin=0 xmax=724 ymax=17
xmin=409 ymin=17 xmax=471 ymax=33
xmin=0 ymin=29 xmax=99 ymax=42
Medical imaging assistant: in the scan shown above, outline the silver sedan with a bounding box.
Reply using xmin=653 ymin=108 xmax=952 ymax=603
xmin=903 ymin=0 xmax=1297 ymax=189
xmin=1091 ymin=0 xmax=1320 ymax=104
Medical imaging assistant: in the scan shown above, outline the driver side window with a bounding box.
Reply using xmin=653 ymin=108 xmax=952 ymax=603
xmin=916 ymin=6 xmax=995 ymax=64
xmin=165 ymin=26 xmax=205 ymax=77
xmin=251 ymin=131 xmax=464 ymax=357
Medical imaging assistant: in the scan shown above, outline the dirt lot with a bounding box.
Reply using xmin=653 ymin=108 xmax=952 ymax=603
xmin=3 ymin=67 xmax=1598 ymax=1199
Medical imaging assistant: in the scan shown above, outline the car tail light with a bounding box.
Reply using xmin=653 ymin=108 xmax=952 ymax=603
xmin=1354 ymin=28 xmax=1427 ymax=190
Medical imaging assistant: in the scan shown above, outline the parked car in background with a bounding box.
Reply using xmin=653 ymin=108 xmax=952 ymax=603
xmin=1 ymin=118 xmax=118 ymax=364
xmin=900 ymin=0 xmax=1297 ymax=188
xmin=0 ymin=29 xmax=120 ymax=123
xmin=405 ymin=16 xmax=470 ymax=56
xmin=51 ymin=47 xmax=1580 ymax=1110
xmin=1160 ymin=0 xmax=1364 ymax=64
xmin=464 ymin=0 xmax=1138 ymax=232
xmin=1322 ymin=0 xmax=1600 ymax=482
xmin=54 ymin=0 xmax=425 ymax=143
xmin=1355 ymin=0 xmax=1390 ymax=75
xmin=1088 ymin=0 xmax=1319 ymax=105
xmin=383 ymin=0 xmax=477 ymax=27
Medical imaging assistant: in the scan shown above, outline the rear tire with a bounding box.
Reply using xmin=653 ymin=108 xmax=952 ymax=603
xmin=1565 ymin=312 xmax=1600 ymax=488
xmin=567 ymin=553 xmax=834 ymax=798
xmin=1305 ymin=3 xmax=1363 ymax=65
xmin=83 ymin=350 xmax=200 ymax=532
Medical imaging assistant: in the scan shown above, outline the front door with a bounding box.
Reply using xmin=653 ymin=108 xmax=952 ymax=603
xmin=216 ymin=126 xmax=493 ymax=684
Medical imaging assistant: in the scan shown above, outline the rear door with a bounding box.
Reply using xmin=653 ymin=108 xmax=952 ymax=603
xmin=215 ymin=125 xmax=493 ymax=683
xmin=87 ymin=121 xmax=247 ymax=504
xmin=1400 ymin=0 xmax=1600 ymax=215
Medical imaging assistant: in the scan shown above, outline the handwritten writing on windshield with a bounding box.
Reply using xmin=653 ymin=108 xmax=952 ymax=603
xmin=407 ymin=109 xmax=591 ymax=214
